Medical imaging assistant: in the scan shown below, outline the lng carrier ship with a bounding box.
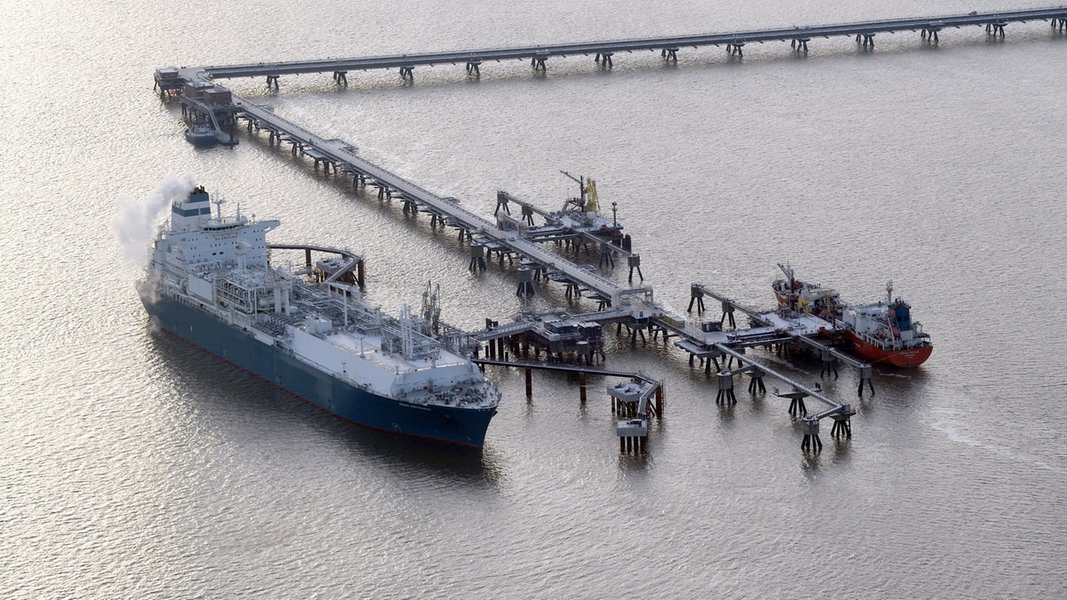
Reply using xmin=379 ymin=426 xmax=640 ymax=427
xmin=139 ymin=185 xmax=500 ymax=446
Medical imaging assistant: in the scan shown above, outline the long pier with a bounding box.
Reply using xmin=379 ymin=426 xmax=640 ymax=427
xmin=167 ymin=87 xmax=871 ymax=450
xmin=150 ymin=8 xmax=989 ymax=451
xmin=236 ymin=99 xmax=654 ymax=309
xmin=156 ymin=7 xmax=1067 ymax=91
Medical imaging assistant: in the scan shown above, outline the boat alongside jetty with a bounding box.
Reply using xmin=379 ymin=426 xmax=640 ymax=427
xmin=773 ymin=264 xmax=932 ymax=368
xmin=139 ymin=185 xmax=500 ymax=446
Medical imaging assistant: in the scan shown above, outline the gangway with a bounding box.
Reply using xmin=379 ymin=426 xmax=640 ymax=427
xmin=267 ymin=243 xmax=365 ymax=286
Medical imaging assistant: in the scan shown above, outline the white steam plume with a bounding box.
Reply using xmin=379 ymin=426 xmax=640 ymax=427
xmin=114 ymin=174 xmax=196 ymax=270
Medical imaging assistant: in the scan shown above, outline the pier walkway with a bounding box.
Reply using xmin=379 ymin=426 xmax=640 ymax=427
xmin=236 ymin=99 xmax=654 ymax=308
xmin=158 ymin=7 xmax=1067 ymax=89
xmin=689 ymin=284 xmax=866 ymax=369
xmin=472 ymin=357 xmax=658 ymax=393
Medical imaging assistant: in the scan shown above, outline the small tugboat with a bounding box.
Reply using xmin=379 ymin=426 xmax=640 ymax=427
xmin=184 ymin=121 xmax=217 ymax=147
xmin=772 ymin=265 xmax=932 ymax=368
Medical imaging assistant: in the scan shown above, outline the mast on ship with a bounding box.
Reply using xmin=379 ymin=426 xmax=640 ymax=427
xmin=560 ymin=171 xmax=587 ymax=212
xmin=778 ymin=263 xmax=795 ymax=288
xmin=212 ymin=194 xmax=225 ymax=221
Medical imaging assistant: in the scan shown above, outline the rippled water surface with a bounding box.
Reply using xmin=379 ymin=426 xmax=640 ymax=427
xmin=2 ymin=1 xmax=1066 ymax=597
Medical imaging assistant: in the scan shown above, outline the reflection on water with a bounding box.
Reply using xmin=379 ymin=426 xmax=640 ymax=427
xmin=146 ymin=327 xmax=504 ymax=488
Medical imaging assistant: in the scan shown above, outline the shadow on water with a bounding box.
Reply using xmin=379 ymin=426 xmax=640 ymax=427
xmin=798 ymin=438 xmax=854 ymax=477
xmin=800 ymin=451 xmax=822 ymax=476
xmin=858 ymin=365 xmax=933 ymax=416
xmin=335 ymin=430 xmax=507 ymax=487
xmin=144 ymin=327 xmax=505 ymax=487
xmin=717 ymin=403 xmax=736 ymax=424
xmin=617 ymin=450 xmax=653 ymax=473
xmin=829 ymin=439 xmax=852 ymax=466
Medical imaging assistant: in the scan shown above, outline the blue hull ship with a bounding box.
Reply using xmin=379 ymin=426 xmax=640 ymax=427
xmin=139 ymin=185 xmax=499 ymax=447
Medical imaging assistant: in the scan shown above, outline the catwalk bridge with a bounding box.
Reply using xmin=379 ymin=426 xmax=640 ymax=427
xmin=156 ymin=6 xmax=1067 ymax=90
xmin=236 ymin=100 xmax=654 ymax=309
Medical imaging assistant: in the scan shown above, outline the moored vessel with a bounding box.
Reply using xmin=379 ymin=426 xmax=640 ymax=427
xmin=184 ymin=121 xmax=217 ymax=147
xmin=139 ymin=184 xmax=500 ymax=446
xmin=772 ymin=265 xmax=932 ymax=368
xmin=839 ymin=282 xmax=933 ymax=368
xmin=772 ymin=263 xmax=839 ymax=319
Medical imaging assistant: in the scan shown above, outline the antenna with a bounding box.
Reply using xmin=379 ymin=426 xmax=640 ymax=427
xmin=212 ymin=194 xmax=226 ymax=220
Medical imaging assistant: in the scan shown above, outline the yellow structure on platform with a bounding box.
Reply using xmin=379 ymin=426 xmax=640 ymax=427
xmin=585 ymin=178 xmax=599 ymax=213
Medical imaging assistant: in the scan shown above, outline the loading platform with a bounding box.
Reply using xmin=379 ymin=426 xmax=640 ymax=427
xmin=472 ymin=357 xmax=663 ymax=453
xmin=495 ymin=189 xmax=636 ymax=264
xmin=685 ymin=284 xmax=874 ymax=393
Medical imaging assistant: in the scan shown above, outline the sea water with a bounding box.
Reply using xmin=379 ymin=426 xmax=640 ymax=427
xmin=1 ymin=1 xmax=1065 ymax=597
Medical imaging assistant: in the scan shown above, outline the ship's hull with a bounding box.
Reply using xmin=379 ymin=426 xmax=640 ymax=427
xmin=184 ymin=128 xmax=218 ymax=147
xmin=844 ymin=331 xmax=932 ymax=368
xmin=142 ymin=293 xmax=495 ymax=447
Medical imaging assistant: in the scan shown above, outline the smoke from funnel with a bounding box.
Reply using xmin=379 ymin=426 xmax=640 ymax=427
xmin=114 ymin=174 xmax=195 ymax=270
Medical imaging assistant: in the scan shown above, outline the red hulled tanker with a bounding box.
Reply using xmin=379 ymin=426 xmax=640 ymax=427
xmin=773 ymin=264 xmax=932 ymax=368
